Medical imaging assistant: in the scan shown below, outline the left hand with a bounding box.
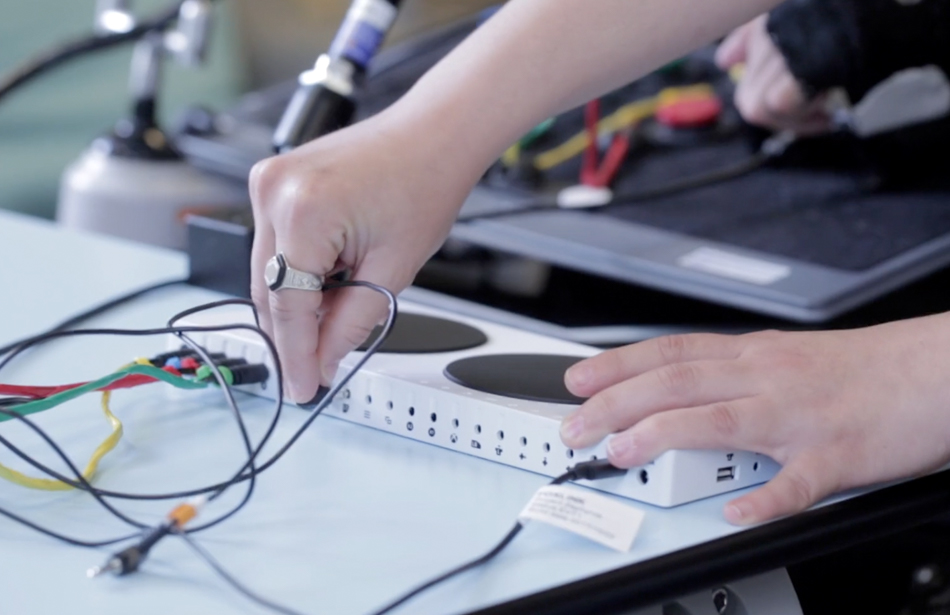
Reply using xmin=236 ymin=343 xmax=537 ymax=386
xmin=559 ymin=315 xmax=950 ymax=525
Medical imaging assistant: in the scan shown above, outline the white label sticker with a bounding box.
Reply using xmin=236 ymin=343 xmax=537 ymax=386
xmin=519 ymin=485 xmax=646 ymax=552
xmin=678 ymin=247 xmax=791 ymax=285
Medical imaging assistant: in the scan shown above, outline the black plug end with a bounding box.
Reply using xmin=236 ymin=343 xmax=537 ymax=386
xmin=570 ymin=459 xmax=627 ymax=481
xmin=228 ymin=363 xmax=269 ymax=386
xmin=87 ymin=545 xmax=145 ymax=578
xmin=298 ymin=385 xmax=331 ymax=410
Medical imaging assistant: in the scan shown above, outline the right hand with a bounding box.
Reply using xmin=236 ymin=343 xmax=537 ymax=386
xmin=716 ymin=15 xmax=832 ymax=136
xmin=249 ymin=112 xmax=478 ymax=403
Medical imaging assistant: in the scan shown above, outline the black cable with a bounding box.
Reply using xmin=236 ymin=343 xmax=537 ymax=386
xmin=0 ymin=282 xmax=626 ymax=615
xmin=177 ymin=530 xmax=309 ymax=615
xmin=0 ymin=277 xmax=188 ymax=359
xmin=0 ymin=1 xmax=186 ymax=105
xmin=0 ymin=408 xmax=146 ymax=530
xmin=0 ymin=286 xmax=393 ymax=501
xmin=4 ymin=284 xmax=396 ymax=506
xmin=366 ymin=466 xmax=594 ymax=615
xmin=0 ymin=282 xmax=397 ymax=554
xmin=0 ymin=505 xmax=138 ymax=548
xmin=174 ymin=459 xmax=624 ymax=615
xmin=609 ymin=151 xmax=769 ymax=205
xmin=460 ymin=152 xmax=770 ymax=222
xmin=0 ymin=312 xmax=276 ymax=548
xmin=0 ymin=315 xmax=272 ymax=550
xmin=0 ymin=317 xmax=276 ymax=538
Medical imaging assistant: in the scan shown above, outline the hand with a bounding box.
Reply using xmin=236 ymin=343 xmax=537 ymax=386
xmin=249 ymin=112 xmax=479 ymax=403
xmin=716 ymin=15 xmax=832 ymax=136
xmin=559 ymin=315 xmax=950 ymax=524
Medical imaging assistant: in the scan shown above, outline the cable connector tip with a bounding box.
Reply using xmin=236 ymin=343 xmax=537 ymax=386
xmin=87 ymin=557 xmax=121 ymax=579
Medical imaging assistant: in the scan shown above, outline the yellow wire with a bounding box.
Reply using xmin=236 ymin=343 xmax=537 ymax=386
xmin=531 ymin=84 xmax=716 ymax=172
xmin=533 ymin=98 xmax=658 ymax=171
xmin=501 ymin=142 xmax=521 ymax=167
xmin=0 ymin=362 xmax=148 ymax=491
xmin=0 ymin=391 xmax=123 ymax=491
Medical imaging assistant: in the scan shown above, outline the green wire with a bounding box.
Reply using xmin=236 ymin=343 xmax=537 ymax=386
xmin=518 ymin=117 xmax=555 ymax=148
xmin=195 ymin=364 xmax=233 ymax=386
xmin=2 ymin=364 xmax=209 ymax=423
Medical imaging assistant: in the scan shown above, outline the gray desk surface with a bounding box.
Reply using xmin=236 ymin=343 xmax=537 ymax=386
xmin=0 ymin=211 xmax=827 ymax=615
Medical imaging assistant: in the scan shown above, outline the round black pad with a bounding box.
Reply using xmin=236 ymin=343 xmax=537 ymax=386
xmin=357 ymin=313 xmax=488 ymax=353
xmin=444 ymin=354 xmax=588 ymax=405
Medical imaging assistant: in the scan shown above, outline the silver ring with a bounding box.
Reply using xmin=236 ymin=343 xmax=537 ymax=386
xmin=264 ymin=253 xmax=324 ymax=292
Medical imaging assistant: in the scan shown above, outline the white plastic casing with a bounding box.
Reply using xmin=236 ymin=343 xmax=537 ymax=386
xmin=57 ymin=146 xmax=248 ymax=250
xmin=175 ymin=301 xmax=779 ymax=507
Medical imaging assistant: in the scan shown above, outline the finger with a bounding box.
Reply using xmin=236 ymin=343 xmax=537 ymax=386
xmin=715 ymin=21 xmax=754 ymax=69
xmin=561 ymin=359 xmax=755 ymax=450
xmin=565 ymin=333 xmax=742 ymax=397
xmin=603 ymin=397 xmax=768 ymax=468
xmin=316 ymin=250 xmax=415 ymax=387
xmin=724 ymin=455 xmax=836 ymax=525
xmin=270 ymin=219 xmax=347 ymax=405
xmin=249 ymin=159 xmax=278 ymax=343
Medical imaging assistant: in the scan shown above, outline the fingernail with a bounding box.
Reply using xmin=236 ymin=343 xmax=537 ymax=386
xmin=565 ymin=364 xmax=591 ymax=390
xmin=560 ymin=414 xmax=585 ymax=444
xmin=322 ymin=362 xmax=340 ymax=387
xmin=298 ymin=386 xmax=331 ymax=410
xmin=725 ymin=503 xmax=750 ymax=525
xmin=607 ymin=435 xmax=634 ymax=463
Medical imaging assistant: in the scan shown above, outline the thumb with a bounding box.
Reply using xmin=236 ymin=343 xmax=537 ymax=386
xmin=724 ymin=456 xmax=836 ymax=525
xmin=315 ymin=252 xmax=414 ymax=387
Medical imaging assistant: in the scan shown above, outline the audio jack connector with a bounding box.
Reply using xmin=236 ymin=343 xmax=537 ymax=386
xmin=87 ymin=496 xmax=206 ymax=578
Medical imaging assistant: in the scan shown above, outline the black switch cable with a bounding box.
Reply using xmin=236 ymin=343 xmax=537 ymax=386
xmin=368 ymin=458 xmax=627 ymax=615
xmin=180 ymin=459 xmax=626 ymax=615
xmin=0 ymin=278 xmax=188 ymax=359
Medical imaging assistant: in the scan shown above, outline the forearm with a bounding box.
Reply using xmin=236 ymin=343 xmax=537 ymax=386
xmin=383 ymin=0 xmax=781 ymax=183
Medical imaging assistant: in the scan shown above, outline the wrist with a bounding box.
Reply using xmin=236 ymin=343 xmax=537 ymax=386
xmin=766 ymin=0 xmax=860 ymax=96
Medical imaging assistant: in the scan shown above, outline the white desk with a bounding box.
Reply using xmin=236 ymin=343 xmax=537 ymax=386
xmin=1 ymin=210 xmax=946 ymax=615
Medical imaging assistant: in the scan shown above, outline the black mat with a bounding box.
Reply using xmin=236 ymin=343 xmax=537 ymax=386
xmin=600 ymin=140 xmax=950 ymax=271
xmin=444 ymin=354 xmax=587 ymax=404
xmin=358 ymin=312 xmax=488 ymax=353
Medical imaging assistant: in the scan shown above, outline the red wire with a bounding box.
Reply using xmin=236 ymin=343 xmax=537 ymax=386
xmin=580 ymin=98 xmax=631 ymax=188
xmin=591 ymin=130 xmax=632 ymax=188
xmin=580 ymin=99 xmax=601 ymax=185
xmin=0 ymin=366 xmax=183 ymax=400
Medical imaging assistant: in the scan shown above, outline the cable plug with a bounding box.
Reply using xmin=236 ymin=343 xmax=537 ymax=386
xmin=88 ymin=496 xmax=206 ymax=578
xmin=567 ymin=458 xmax=627 ymax=482
xmin=87 ymin=524 xmax=171 ymax=578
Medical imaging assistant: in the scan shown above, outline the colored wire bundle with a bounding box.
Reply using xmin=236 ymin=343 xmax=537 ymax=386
xmin=0 ymin=360 xmax=228 ymax=491
xmin=0 ymin=280 xmax=396 ymax=563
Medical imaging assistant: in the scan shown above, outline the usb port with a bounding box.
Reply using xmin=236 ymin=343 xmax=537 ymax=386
xmin=716 ymin=466 xmax=736 ymax=482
